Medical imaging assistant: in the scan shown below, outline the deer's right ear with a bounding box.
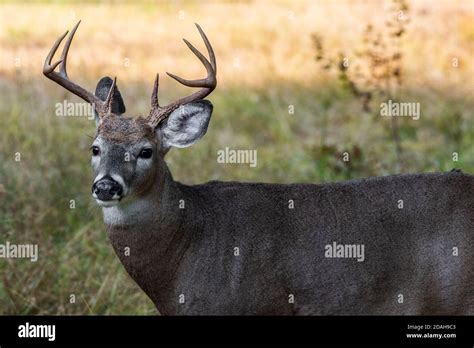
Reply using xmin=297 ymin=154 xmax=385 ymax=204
xmin=94 ymin=76 xmax=126 ymax=126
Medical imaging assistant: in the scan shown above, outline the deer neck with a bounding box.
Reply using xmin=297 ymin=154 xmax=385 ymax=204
xmin=101 ymin=163 xmax=176 ymax=227
xmin=101 ymin=163 xmax=196 ymax=311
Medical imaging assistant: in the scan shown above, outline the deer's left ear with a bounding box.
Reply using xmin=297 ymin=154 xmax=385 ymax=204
xmin=94 ymin=76 xmax=126 ymax=126
xmin=158 ymin=100 xmax=213 ymax=150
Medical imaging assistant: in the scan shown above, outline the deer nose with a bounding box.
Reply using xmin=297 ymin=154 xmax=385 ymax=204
xmin=92 ymin=175 xmax=123 ymax=201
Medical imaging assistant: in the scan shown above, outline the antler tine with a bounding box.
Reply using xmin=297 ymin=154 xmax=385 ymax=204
xmin=195 ymin=23 xmax=216 ymax=72
xmin=43 ymin=30 xmax=68 ymax=74
xmin=104 ymin=77 xmax=117 ymax=114
xmin=148 ymin=24 xmax=217 ymax=127
xmin=151 ymin=73 xmax=160 ymax=108
xmin=59 ymin=20 xmax=81 ymax=78
xmin=166 ymin=37 xmax=214 ymax=87
xmin=43 ymin=21 xmax=112 ymax=119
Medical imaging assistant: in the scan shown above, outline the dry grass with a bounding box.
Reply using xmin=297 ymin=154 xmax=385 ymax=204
xmin=1 ymin=1 xmax=472 ymax=90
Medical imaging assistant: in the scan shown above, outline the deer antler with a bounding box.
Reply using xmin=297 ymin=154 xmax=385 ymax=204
xmin=43 ymin=20 xmax=116 ymax=120
xmin=147 ymin=23 xmax=217 ymax=128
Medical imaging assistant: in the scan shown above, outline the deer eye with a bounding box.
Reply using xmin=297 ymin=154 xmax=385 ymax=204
xmin=91 ymin=146 xmax=100 ymax=156
xmin=139 ymin=148 xmax=153 ymax=159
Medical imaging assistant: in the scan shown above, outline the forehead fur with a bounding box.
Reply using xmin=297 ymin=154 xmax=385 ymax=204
xmin=97 ymin=115 xmax=155 ymax=143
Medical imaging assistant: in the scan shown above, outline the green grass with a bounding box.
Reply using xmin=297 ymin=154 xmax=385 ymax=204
xmin=0 ymin=74 xmax=473 ymax=315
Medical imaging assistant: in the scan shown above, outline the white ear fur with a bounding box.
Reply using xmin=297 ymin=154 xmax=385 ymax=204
xmin=159 ymin=100 xmax=213 ymax=150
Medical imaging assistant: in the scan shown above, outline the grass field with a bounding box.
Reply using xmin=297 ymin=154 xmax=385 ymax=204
xmin=0 ymin=0 xmax=473 ymax=314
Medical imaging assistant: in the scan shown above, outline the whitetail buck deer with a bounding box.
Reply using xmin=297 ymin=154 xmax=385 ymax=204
xmin=44 ymin=21 xmax=473 ymax=315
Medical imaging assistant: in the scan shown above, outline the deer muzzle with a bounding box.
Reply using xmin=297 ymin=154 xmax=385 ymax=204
xmin=92 ymin=175 xmax=123 ymax=205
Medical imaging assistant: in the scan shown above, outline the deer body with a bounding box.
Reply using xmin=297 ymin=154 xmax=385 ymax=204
xmin=43 ymin=22 xmax=474 ymax=315
xmin=104 ymin=169 xmax=473 ymax=315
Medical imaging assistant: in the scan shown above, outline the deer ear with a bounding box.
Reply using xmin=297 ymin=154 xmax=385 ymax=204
xmin=158 ymin=100 xmax=213 ymax=150
xmin=94 ymin=76 xmax=126 ymax=125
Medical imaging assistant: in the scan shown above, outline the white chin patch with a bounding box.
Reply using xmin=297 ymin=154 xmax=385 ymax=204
xmin=96 ymin=199 xmax=119 ymax=208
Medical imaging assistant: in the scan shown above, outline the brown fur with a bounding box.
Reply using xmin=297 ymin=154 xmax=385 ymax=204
xmin=97 ymin=114 xmax=155 ymax=144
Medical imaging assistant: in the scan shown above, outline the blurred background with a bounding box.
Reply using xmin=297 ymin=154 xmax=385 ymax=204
xmin=0 ymin=0 xmax=472 ymax=314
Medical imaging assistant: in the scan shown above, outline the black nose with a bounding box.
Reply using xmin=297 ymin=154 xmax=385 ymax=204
xmin=92 ymin=175 xmax=123 ymax=201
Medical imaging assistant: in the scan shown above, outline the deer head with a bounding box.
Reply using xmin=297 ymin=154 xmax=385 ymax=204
xmin=43 ymin=21 xmax=217 ymax=207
